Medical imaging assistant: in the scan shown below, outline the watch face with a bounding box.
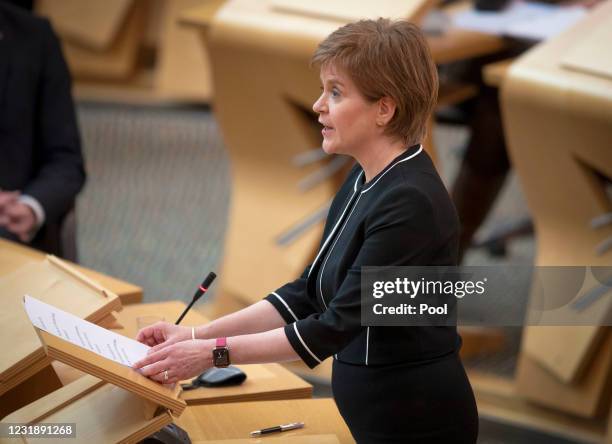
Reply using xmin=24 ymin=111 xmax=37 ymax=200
xmin=213 ymin=348 xmax=230 ymax=367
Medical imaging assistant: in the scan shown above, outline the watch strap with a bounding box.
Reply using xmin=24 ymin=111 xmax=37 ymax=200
xmin=216 ymin=337 xmax=227 ymax=348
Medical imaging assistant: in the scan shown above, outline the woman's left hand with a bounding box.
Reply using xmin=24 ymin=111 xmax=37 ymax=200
xmin=133 ymin=339 xmax=214 ymax=384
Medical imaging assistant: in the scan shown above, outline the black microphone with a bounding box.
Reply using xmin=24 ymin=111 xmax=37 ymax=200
xmin=175 ymin=272 xmax=217 ymax=325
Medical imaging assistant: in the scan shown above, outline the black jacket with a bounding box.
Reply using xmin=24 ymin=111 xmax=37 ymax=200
xmin=0 ymin=2 xmax=85 ymax=254
xmin=265 ymin=145 xmax=462 ymax=368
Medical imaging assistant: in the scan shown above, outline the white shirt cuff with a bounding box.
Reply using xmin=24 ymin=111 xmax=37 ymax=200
xmin=18 ymin=195 xmax=46 ymax=232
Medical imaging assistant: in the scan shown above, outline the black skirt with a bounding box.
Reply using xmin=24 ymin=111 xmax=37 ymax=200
xmin=332 ymin=352 xmax=478 ymax=443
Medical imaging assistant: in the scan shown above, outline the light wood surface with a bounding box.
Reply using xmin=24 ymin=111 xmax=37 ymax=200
xmin=61 ymin=0 xmax=503 ymax=104
xmin=502 ymin=0 xmax=612 ymax=270
xmin=181 ymin=363 xmax=312 ymax=405
xmin=112 ymin=301 xmax=312 ymax=404
xmin=179 ymin=0 xmax=505 ymax=83
xmin=1 ymin=375 xmax=174 ymax=444
xmin=501 ymin=0 xmax=612 ymax=420
xmin=36 ymin=328 xmax=186 ymax=415
xmin=482 ymin=58 xmax=514 ymax=88
xmin=0 ymin=238 xmax=142 ymax=305
xmin=54 ymin=0 xmax=503 ymax=104
xmin=0 ymin=365 xmax=62 ymax=421
xmin=174 ymin=399 xmax=353 ymax=443
xmin=179 ymin=0 xmax=502 ymax=63
xmin=60 ymin=0 xmax=148 ymax=81
xmin=52 ymin=361 xmax=87 ymax=387
xmin=515 ymin=331 xmax=612 ymax=418
xmin=561 ymin=19 xmax=612 ymax=80
xmin=155 ymin=0 xmax=217 ymax=102
xmin=179 ymin=0 xmax=226 ymax=30
xmin=36 ymin=0 xmax=133 ymax=50
xmin=0 ymin=248 xmax=138 ymax=413
xmin=471 ymin=370 xmax=608 ymax=444
xmin=522 ymin=326 xmax=606 ymax=384
xmin=0 ymin=256 xmax=121 ymax=394
xmin=2 ymin=375 xmax=105 ymax=424
xmin=71 ymin=0 xmax=226 ymax=104
xmin=113 ymin=300 xmax=209 ymax=339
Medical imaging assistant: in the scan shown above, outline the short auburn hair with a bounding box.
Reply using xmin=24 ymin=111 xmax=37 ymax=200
xmin=312 ymin=19 xmax=438 ymax=146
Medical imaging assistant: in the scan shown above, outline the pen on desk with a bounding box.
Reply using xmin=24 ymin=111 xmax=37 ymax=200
xmin=250 ymin=422 xmax=304 ymax=437
xmin=175 ymin=272 xmax=217 ymax=325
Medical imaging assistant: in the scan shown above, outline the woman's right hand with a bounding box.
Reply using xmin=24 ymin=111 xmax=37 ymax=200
xmin=136 ymin=322 xmax=192 ymax=352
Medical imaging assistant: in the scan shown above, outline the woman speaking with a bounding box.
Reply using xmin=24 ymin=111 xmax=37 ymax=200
xmin=134 ymin=19 xmax=478 ymax=443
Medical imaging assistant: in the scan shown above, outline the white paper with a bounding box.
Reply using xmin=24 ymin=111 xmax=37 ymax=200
xmin=506 ymin=6 xmax=586 ymax=40
xmin=453 ymin=1 xmax=586 ymax=41
xmin=23 ymin=294 xmax=150 ymax=367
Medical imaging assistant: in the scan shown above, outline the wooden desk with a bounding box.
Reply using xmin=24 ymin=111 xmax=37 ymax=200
xmin=482 ymin=59 xmax=514 ymax=88
xmin=175 ymin=399 xmax=353 ymax=443
xmin=501 ymin=0 xmax=612 ymax=381
xmin=112 ymin=301 xmax=313 ymax=405
xmin=0 ymin=238 xmax=142 ymax=304
xmin=480 ymin=2 xmax=612 ymax=440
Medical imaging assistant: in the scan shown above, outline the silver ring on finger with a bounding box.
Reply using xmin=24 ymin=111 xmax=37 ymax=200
xmin=164 ymin=370 xmax=169 ymax=381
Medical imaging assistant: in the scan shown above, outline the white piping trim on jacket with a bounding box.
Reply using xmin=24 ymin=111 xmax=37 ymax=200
xmin=308 ymin=171 xmax=364 ymax=278
xmin=271 ymin=292 xmax=298 ymax=322
xmin=361 ymin=145 xmax=423 ymax=194
xmin=365 ymin=327 xmax=370 ymax=365
xmin=353 ymin=170 xmax=364 ymax=192
xmin=318 ymin=193 xmax=363 ymax=309
xmin=293 ymin=323 xmax=322 ymax=363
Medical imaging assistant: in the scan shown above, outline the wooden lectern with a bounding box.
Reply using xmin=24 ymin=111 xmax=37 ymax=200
xmin=2 ymin=326 xmax=186 ymax=444
xmin=0 ymin=238 xmax=143 ymax=305
xmin=0 ymin=257 xmax=122 ymax=418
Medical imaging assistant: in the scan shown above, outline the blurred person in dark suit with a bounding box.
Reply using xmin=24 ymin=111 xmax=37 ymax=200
xmin=0 ymin=0 xmax=85 ymax=257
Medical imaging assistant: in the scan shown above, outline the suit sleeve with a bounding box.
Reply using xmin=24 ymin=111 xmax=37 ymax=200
xmin=284 ymin=186 xmax=442 ymax=368
xmin=22 ymin=19 xmax=85 ymax=225
xmin=264 ymin=264 xmax=319 ymax=324
xmin=262 ymin=174 xmax=360 ymax=324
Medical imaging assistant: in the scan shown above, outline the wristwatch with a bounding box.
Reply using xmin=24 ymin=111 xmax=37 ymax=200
xmin=212 ymin=337 xmax=230 ymax=368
